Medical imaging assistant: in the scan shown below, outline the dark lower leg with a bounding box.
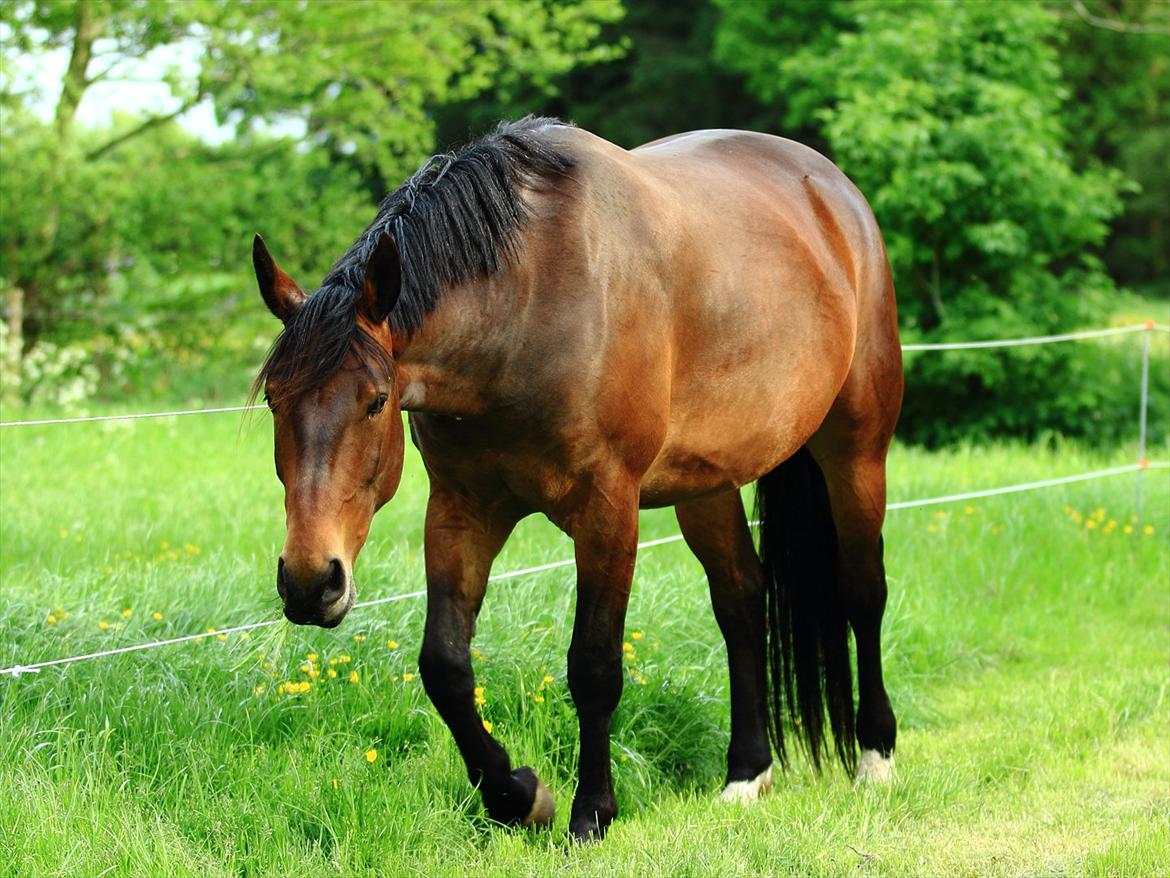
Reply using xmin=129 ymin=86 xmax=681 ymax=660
xmin=676 ymin=494 xmax=772 ymax=785
xmin=567 ymin=591 xmax=628 ymax=839
xmin=843 ymin=542 xmax=896 ymax=758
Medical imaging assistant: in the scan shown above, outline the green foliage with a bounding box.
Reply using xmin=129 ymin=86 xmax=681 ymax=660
xmin=436 ymin=0 xmax=770 ymax=151
xmin=714 ymin=0 xmax=1159 ymax=445
xmin=1056 ymin=0 xmax=1170 ymax=286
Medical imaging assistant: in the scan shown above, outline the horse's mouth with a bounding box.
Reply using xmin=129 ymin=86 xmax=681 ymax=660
xmin=282 ymin=582 xmax=355 ymax=628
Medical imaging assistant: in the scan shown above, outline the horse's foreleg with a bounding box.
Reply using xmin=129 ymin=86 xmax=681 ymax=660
xmin=675 ymin=491 xmax=773 ymax=801
xmin=565 ymin=480 xmax=639 ymax=841
xmin=417 ymin=489 xmax=554 ymax=826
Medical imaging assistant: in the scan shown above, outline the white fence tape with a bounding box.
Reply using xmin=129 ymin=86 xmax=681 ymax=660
xmin=3 ymin=460 xmax=1166 ymax=679
xmin=2 ymin=322 xmax=1167 ymax=677
xmin=1 ymin=323 xmax=1165 ymax=429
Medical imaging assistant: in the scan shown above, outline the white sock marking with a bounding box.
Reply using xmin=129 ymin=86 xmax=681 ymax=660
xmin=719 ymin=765 xmax=774 ymax=803
xmin=854 ymin=749 xmax=895 ymax=785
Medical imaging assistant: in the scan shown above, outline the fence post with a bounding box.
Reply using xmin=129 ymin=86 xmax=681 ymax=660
xmin=1137 ymin=320 xmax=1152 ymax=516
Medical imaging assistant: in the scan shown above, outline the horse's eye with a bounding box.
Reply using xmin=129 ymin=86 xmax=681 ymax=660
xmin=264 ymin=393 xmax=275 ymax=412
xmin=367 ymin=393 xmax=389 ymax=417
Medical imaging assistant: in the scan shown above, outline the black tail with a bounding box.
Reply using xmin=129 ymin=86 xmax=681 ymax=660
xmin=755 ymin=446 xmax=856 ymax=774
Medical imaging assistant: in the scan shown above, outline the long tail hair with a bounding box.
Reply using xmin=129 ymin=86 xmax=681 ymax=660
xmin=755 ymin=446 xmax=856 ymax=773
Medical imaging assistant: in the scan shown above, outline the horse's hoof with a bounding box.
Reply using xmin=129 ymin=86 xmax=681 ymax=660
xmin=567 ymin=817 xmax=606 ymax=844
xmin=719 ymin=764 xmax=773 ymax=803
xmin=854 ymin=749 xmax=895 ymax=785
xmin=522 ymin=776 xmax=555 ymax=828
xmin=567 ymin=799 xmax=615 ymax=843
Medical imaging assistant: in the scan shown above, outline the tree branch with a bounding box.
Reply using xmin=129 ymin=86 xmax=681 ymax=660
xmin=84 ymin=97 xmax=201 ymax=161
xmin=1070 ymin=0 xmax=1170 ymax=35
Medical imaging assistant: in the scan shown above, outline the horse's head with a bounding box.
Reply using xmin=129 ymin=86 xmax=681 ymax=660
xmin=252 ymin=234 xmax=405 ymax=627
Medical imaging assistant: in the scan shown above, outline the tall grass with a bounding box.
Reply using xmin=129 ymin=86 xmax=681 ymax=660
xmin=1 ymin=416 xmax=1167 ymax=877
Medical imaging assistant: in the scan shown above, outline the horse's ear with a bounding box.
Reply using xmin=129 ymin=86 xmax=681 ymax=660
xmin=361 ymin=233 xmax=401 ymax=324
xmin=253 ymin=234 xmax=305 ymax=323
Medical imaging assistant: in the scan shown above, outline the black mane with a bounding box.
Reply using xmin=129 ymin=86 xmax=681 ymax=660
xmin=255 ymin=116 xmax=574 ymax=405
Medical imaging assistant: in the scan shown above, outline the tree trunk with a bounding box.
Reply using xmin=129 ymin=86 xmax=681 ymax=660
xmin=1 ymin=286 xmax=24 ymax=410
xmin=55 ymin=0 xmax=104 ymax=138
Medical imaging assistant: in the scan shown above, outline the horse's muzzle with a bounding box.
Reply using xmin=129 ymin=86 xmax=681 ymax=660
xmin=277 ymin=556 xmax=354 ymax=627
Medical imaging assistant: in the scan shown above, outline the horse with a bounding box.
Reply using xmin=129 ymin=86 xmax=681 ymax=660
xmin=251 ymin=117 xmax=902 ymax=841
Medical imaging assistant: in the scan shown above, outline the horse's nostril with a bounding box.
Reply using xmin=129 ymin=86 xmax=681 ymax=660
xmin=320 ymin=558 xmax=347 ymax=605
xmin=276 ymin=557 xmax=288 ymax=601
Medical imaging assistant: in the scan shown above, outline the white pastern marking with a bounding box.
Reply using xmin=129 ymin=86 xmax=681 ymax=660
xmin=854 ymin=749 xmax=895 ymax=785
xmin=719 ymin=765 xmax=773 ymax=804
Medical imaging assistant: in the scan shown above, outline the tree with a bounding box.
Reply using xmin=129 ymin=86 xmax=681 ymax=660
xmin=714 ymin=0 xmax=1141 ymax=443
xmin=435 ymin=0 xmax=769 ymax=152
xmin=0 ymin=0 xmax=624 ymax=403
xmin=1055 ymin=0 xmax=1170 ymax=287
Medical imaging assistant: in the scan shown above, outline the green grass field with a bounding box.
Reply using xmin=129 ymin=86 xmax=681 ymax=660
xmin=1 ymin=415 xmax=1167 ymax=877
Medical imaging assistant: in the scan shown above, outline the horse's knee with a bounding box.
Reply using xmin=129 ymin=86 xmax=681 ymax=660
xmin=418 ymin=637 xmax=472 ymax=702
xmin=567 ymin=645 xmax=622 ymax=716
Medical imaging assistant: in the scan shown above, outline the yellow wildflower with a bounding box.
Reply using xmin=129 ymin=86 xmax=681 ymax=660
xmin=632 ymin=631 xmax=643 ymax=641
xmin=54 ymin=607 xmax=64 ymax=617
xmin=308 ymin=669 xmax=320 ymax=679
xmin=1085 ymin=520 xmax=1097 ymax=530
xmin=349 ymin=671 xmax=360 ymax=684
xmin=160 ymin=541 xmax=170 ymax=550
xmin=301 ymin=662 xmax=312 ymax=674
xmin=253 ymin=685 xmax=266 ymax=696
xmin=353 ymin=635 xmax=366 ymax=643
xmin=474 ymin=686 xmax=485 ymax=697
xmin=331 ymin=778 xmax=340 ymax=790
xmin=533 ymin=695 xmax=545 ymax=703
xmin=1144 ymin=525 xmax=1155 ymax=535
xmin=121 ymin=609 xmax=132 ymax=618
xmin=98 ymin=621 xmax=110 ymax=630
xmin=365 ymin=749 xmax=378 ymax=764
xmin=402 ymin=673 xmax=415 ymax=682
xmin=46 ymin=614 xmax=57 ymax=625
xmin=1124 ymin=525 xmax=1134 ymax=534
xmin=306 ymin=653 xmax=318 ymax=662
xmin=216 ymin=634 xmax=227 ymax=641
xmin=152 ymin=612 xmax=163 ymax=621
xmin=622 ymin=641 xmax=633 ymax=652
xmin=327 ymin=669 xmax=338 ymax=679
xmin=59 ymin=529 xmax=69 ymax=539
xmin=340 ymin=654 xmax=351 ymax=663
xmin=482 ymin=720 xmax=493 ymax=733
xmin=386 ymin=640 xmax=399 ymax=650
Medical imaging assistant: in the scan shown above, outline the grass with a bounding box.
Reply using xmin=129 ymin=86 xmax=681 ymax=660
xmin=0 ymin=413 xmax=1167 ymax=877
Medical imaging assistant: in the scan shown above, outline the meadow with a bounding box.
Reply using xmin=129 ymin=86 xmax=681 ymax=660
xmin=0 ymin=413 xmax=1167 ymax=877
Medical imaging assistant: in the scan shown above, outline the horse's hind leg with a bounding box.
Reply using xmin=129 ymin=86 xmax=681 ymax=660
xmin=675 ymin=490 xmax=773 ymax=801
xmin=808 ymin=441 xmax=898 ymax=783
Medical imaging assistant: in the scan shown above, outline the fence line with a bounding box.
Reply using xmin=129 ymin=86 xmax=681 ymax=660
xmin=2 ymin=323 xmax=1165 ymax=429
xmin=3 ymin=460 xmax=1165 ymax=679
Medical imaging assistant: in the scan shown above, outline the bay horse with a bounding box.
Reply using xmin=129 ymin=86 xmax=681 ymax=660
xmin=252 ymin=117 xmax=902 ymax=841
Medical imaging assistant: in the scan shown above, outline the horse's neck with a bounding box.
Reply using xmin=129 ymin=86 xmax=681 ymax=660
xmin=394 ymin=273 xmax=521 ymax=417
